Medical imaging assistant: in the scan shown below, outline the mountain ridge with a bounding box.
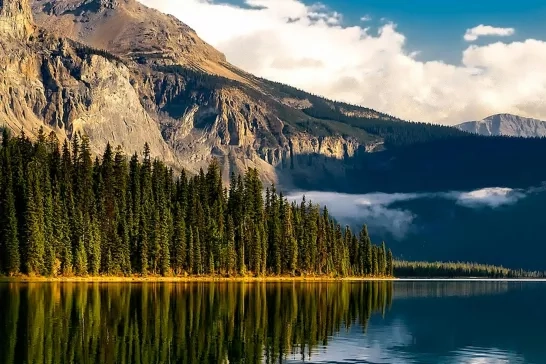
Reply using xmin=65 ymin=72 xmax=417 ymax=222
xmin=0 ymin=0 xmax=393 ymax=186
xmin=456 ymin=113 xmax=546 ymax=138
xmin=1 ymin=0 xmax=546 ymax=194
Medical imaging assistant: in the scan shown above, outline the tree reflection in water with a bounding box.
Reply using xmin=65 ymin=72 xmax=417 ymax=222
xmin=0 ymin=282 xmax=393 ymax=364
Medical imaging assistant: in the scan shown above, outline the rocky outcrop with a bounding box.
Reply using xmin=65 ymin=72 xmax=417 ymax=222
xmin=0 ymin=14 xmax=175 ymax=162
xmin=0 ymin=0 xmax=385 ymax=187
xmin=456 ymin=114 xmax=546 ymax=138
xmin=0 ymin=0 xmax=34 ymax=39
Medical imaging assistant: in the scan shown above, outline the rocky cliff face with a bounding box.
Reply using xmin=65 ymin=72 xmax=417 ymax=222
xmin=0 ymin=0 xmax=385 ymax=187
xmin=456 ymin=114 xmax=546 ymax=138
xmin=0 ymin=0 xmax=34 ymax=39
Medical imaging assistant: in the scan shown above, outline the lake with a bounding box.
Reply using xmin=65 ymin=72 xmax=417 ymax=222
xmin=0 ymin=281 xmax=544 ymax=363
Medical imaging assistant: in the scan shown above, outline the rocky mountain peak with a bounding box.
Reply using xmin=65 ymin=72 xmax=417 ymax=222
xmin=456 ymin=113 xmax=546 ymax=138
xmin=0 ymin=0 xmax=34 ymax=39
xmin=31 ymin=0 xmax=228 ymax=70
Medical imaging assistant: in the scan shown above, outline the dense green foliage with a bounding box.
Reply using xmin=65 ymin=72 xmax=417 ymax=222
xmin=395 ymin=261 xmax=546 ymax=278
xmin=0 ymin=282 xmax=392 ymax=364
xmin=0 ymin=129 xmax=393 ymax=277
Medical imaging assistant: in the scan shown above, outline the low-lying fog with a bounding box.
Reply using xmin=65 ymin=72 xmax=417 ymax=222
xmin=286 ymin=185 xmax=545 ymax=240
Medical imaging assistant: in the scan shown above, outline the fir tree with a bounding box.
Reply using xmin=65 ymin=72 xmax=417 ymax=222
xmin=1 ymin=144 xmax=20 ymax=275
xmin=226 ymin=216 xmax=237 ymax=275
xmin=25 ymin=166 xmax=46 ymax=275
xmin=0 ymin=134 xmax=396 ymax=278
xmin=173 ymin=206 xmax=187 ymax=275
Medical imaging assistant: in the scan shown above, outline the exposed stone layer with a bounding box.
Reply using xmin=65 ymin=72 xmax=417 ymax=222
xmin=0 ymin=0 xmax=384 ymax=186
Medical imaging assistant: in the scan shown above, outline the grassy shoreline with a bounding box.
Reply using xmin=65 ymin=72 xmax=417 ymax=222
xmin=0 ymin=275 xmax=398 ymax=283
xmin=2 ymin=276 xmax=545 ymax=283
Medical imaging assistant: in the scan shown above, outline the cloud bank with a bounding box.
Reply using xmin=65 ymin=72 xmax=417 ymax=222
xmin=286 ymin=187 xmax=531 ymax=239
xmin=139 ymin=0 xmax=546 ymax=124
xmin=464 ymin=25 xmax=515 ymax=42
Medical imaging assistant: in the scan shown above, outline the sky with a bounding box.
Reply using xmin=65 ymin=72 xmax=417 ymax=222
xmin=138 ymin=0 xmax=546 ymax=125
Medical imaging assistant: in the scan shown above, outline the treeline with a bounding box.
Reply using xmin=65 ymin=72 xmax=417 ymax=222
xmin=261 ymin=78 xmax=468 ymax=147
xmin=0 ymin=282 xmax=393 ymax=364
xmin=0 ymin=128 xmax=393 ymax=277
xmin=395 ymin=261 xmax=546 ymax=278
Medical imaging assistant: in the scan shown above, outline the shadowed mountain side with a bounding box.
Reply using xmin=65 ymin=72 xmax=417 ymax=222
xmin=380 ymin=190 xmax=546 ymax=271
xmin=277 ymin=135 xmax=546 ymax=193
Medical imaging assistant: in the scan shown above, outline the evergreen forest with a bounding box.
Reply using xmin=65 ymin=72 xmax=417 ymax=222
xmin=394 ymin=261 xmax=546 ymax=279
xmin=0 ymin=129 xmax=394 ymax=278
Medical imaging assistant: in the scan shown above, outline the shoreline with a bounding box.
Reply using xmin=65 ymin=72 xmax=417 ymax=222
xmin=1 ymin=276 xmax=546 ymax=283
xmin=0 ymin=275 xmax=397 ymax=283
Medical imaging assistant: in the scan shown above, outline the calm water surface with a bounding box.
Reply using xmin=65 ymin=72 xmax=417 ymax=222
xmin=0 ymin=281 xmax=544 ymax=364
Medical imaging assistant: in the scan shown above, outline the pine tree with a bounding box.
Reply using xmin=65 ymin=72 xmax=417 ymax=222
xmin=360 ymin=225 xmax=373 ymax=276
xmin=380 ymin=242 xmax=388 ymax=276
xmin=226 ymin=216 xmax=237 ymax=275
xmin=52 ymin=182 xmax=72 ymax=275
xmin=1 ymin=145 xmax=20 ymax=275
xmin=75 ymin=236 xmax=88 ymax=276
xmin=87 ymin=215 xmax=102 ymax=276
xmin=372 ymin=247 xmax=379 ymax=277
xmin=160 ymin=208 xmax=172 ymax=276
xmin=283 ymin=205 xmax=298 ymax=276
xmin=25 ymin=166 xmax=46 ymax=275
xmin=386 ymin=249 xmax=394 ymax=277
xmin=0 ymin=134 xmax=396 ymax=279
xmin=188 ymin=227 xmax=195 ymax=274
xmin=194 ymin=228 xmax=202 ymax=275
xmin=173 ymin=205 xmax=187 ymax=275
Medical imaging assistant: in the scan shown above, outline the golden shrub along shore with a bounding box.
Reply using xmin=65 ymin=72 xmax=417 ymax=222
xmin=0 ymin=275 xmax=397 ymax=283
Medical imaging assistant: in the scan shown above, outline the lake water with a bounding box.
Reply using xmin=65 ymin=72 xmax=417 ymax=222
xmin=0 ymin=281 xmax=544 ymax=364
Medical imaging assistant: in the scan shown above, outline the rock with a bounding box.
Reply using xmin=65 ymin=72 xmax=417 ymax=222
xmin=0 ymin=0 xmax=388 ymax=187
xmin=456 ymin=113 xmax=546 ymax=138
xmin=0 ymin=0 xmax=34 ymax=40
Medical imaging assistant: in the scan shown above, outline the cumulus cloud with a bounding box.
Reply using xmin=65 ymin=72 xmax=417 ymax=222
xmin=139 ymin=0 xmax=546 ymax=124
xmin=464 ymin=24 xmax=515 ymax=42
xmin=446 ymin=187 xmax=525 ymax=208
xmin=285 ymin=186 xmax=534 ymax=239
xmin=360 ymin=15 xmax=371 ymax=22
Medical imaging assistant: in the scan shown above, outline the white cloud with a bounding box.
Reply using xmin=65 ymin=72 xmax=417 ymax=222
xmin=360 ymin=15 xmax=371 ymax=22
xmin=285 ymin=191 xmax=417 ymax=239
xmin=284 ymin=186 xmax=534 ymax=238
xmin=464 ymin=24 xmax=515 ymax=42
xmin=448 ymin=187 xmax=525 ymax=208
xmin=138 ymin=0 xmax=546 ymax=124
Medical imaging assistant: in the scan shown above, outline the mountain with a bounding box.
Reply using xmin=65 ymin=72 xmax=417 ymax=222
xmin=1 ymin=0 xmax=546 ymax=194
xmin=456 ymin=113 xmax=546 ymax=138
xmin=0 ymin=0 xmax=400 ymax=187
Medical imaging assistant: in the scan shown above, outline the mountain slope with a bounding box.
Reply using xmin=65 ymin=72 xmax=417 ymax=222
xmin=1 ymin=0 xmax=546 ymax=193
xmin=0 ymin=0 xmax=401 ymax=186
xmin=456 ymin=113 xmax=546 ymax=138
xmin=0 ymin=0 xmax=178 ymax=162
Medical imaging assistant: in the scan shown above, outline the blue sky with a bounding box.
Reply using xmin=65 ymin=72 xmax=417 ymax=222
xmin=220 ymin=0 xmax=546 ymax=63
xmin=142 ymin=0 xmax=546 ymax=124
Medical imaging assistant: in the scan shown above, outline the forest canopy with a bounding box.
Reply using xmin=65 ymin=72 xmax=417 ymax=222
xmin=0 ymin=128 xmax=393 ymax=278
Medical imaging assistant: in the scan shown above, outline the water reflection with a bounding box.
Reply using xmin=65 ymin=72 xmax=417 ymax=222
xmin=0 ymin=282 xmax=392 ymax=364
xmin=0 ymin=281 xmax=544 ymax=364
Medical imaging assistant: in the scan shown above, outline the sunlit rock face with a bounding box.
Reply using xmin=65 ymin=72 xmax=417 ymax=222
xmin=0 ymin=0 xmax=386 ymax=186
xmin=0 ymin=0 xmax=34 ymax=40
